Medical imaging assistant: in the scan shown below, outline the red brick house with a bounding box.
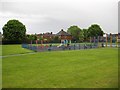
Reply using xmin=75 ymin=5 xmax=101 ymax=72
xmin=36 ymin=29 xmax=72 ymax=44
xmin=56 ymin=29 xmax=72 ymax=44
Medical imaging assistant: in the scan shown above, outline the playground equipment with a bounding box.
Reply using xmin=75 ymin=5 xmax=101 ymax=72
xmin=22 ymin=33 xmax=119 ymax=52
xmin=22 ymin=43 xmax=97 ymax=52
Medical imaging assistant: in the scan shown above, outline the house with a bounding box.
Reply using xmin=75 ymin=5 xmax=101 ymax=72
xmin=36 ymin=29 xmax=72 ymax=44
xmin=36 ymin=32 xmax=55 ymax=42
xmin=56 ymin=29 xmax=72 ymax=44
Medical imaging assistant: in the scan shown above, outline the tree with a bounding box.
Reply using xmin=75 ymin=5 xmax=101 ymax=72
xmin=52 ymin=36 xmax=60 ymax=43
xmin=39 ymin=35 xmax=43 ymax=41
xmin=67 ymin=25 xmax=81 ymax=42
xmin=79 ymin=30 xmax=84 ymax=42
xmin=2 ymin=19 xmax=26 ymax=42
xmin=83 ymin=29 xmax=89 ymax=42
xmin=29 ymin=34 xmax=37 ymax=44
xmin=88 ymin=24 xmax=104 ymax=38
xmin=34 ymin=33 xmax=37 ymax=41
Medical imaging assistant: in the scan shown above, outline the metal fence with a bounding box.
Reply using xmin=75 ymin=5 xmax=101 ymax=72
xmin=22 ymin=43 xmax=100 ymax=52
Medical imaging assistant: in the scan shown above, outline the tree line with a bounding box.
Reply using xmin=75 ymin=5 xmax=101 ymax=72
xmin=2 ymin=19 xmax=104 ymax=44
xmin=67 ymin=25 xmax=104 ymax=42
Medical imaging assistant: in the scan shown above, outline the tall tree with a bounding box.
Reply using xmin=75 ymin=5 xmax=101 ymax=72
xmin=34 ymin=33 xmax=37 ymax=41
xmin=83 ymin=29 xmax=89 ymax=42
xmin=79 ymin=30 xmax=84 ymax=42
xmin=29 ymin=34 xmax=37 ymax=44
xmin=67 ymin=25 xmax=81 ymax=42
xmin=2 ymin=19 xmax=26 ymax=41
xmin=88 ymin=24 xmax=104 ymax=38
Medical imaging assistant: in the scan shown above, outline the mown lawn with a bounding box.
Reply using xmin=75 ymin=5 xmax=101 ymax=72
xmin=2 ymin=45 xmax=33 ymax=56
xmin=2 ymin=45 xmax=118 ymax=88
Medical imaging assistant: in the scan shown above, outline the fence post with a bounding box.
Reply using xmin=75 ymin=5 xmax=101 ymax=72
xmin=110 ymin=33 xmax=112 ymax=47
xmin=106 ymin=34 xmax=108 ymax=47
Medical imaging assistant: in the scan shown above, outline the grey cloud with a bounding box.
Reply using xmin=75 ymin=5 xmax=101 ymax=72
xmin=0 ymin=0 xmax=119 ymax=34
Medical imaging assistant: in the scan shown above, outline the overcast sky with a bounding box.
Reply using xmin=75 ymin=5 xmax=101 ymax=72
xmin=0 ymin=0 xmax=119 ymax=34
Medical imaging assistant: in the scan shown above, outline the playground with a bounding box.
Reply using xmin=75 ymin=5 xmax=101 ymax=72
xmin=22 ymin=33 xmax=120 ymax=52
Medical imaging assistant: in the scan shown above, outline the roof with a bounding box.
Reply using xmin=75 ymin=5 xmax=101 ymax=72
xmin=56 ymin=29 xmax=71 ymax=36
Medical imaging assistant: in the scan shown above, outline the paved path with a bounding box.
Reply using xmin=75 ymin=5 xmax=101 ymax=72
xmin=1 ymin=52 xmax=37 ymax=58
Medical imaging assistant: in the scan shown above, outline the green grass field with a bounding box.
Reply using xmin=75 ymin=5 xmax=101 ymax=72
xmin=2 ymin=45 xmax=118 ymax=88
xmin=2 ymin=45 xmax=33 ymax=56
